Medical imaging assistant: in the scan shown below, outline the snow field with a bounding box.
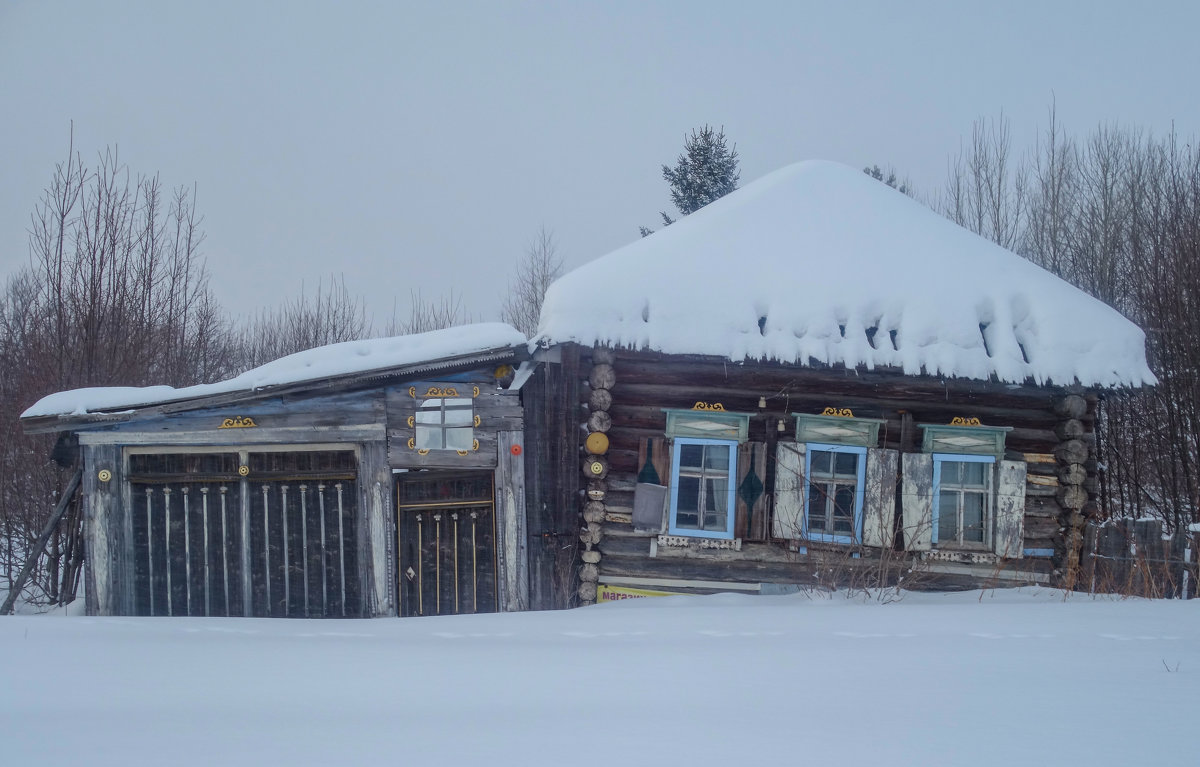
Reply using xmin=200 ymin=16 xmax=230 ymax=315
xmin=1 ymin=589 xmax=1196 ymax=766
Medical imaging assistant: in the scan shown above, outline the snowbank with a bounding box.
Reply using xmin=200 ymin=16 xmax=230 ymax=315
xmin=0 ymin=590 xmax=1194 ymax=767
xmin=23 ymin=323 xmax=526 ymax=418
xmin=537 ymin=161 xmax=1155 ymax=388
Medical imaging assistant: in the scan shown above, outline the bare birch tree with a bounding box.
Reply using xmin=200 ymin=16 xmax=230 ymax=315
xmin=501 ymin=227 xmax=563 ymax=337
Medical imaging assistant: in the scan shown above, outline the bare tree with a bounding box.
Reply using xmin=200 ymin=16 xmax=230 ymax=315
xmin=501 ymin=227 xmax=563 ymax=337
xmin=1 ymin=128 xmax=227 ymax=607
xmin=942 ymin=112 xmax=1028 ymax=250
xmin=384 ymin=289 xmax=472 ymax=336
xmin=232 ymin=276 xmax=369 ymax=370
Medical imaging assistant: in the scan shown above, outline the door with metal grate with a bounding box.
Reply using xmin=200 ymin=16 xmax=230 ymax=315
xmin=129 ymin=450 xmax=360 ymax=617
xmin=396 ymin=471 xmax=498 ymax=617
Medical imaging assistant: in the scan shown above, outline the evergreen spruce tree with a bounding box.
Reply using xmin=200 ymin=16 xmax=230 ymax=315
xmin=641 ymin=125 xmax=740 ymax=236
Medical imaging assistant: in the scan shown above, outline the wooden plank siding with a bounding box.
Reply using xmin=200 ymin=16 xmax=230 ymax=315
xmin=580 ymin=345 xmax=1077 ymax=592
xmin=521 ymin=346 xmax=583 ymax=610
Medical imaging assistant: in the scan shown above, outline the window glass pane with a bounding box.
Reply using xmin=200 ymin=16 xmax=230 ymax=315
xmin=679 ymin=444 xmax=704 ymax=469
xmin=703 ymin=510 xmax=726 ymax=531
xmin=833 ymin=485 xmax=855 ymax=533
xmin=938 ymin=491 xmax=958 ymax=540
xmin=446 ymin=427 xmax=473 ymax=451
xmin=445 ymin=397 xmax=471 ymax=407
xmin=962 ymin=492 xmax=985 ymax=542
xmin=810 ymin=450 xmax=832 ymax=476
xmin=704 ymin=445 xmax=730 ymax=471
xmin=444 ymin=406 xmax=474 ymax=426
xmin=940 ymin=461 xmax=960 ymax=485
xmin=962 ymin=461 xmax=986 ymax=487
xmin=415 ymin=425 xmax=441 ymax=450
xmin=415 ymin=404 xmax=442 ymax=424
xmin=807 ymin=483 xmax=827 ymax=531
xmin=834 ymin=451 xmax=859 ymax=477
xmin=708 ymin=476 xmax=728 ymax=511
xmin=676 ymin=476 xmax=700 ymax=517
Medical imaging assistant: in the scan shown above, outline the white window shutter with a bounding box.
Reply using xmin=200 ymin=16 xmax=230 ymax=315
xmin=901 ymin=452 xmax=933 ymax=551
xmin=772 ymin=442 xmax=806 ymax=539
xmin=993 ymin=460 xmax=1026 ymax=558
xmin=863 ymin=448 xmax=898 ymax=548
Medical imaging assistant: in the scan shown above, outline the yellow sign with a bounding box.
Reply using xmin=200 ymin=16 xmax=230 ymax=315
xmin=596 ymin=584 xmax=681 ymax=602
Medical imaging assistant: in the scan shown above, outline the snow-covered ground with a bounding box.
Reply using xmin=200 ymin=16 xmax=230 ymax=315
xmin=2 ymin=589 xmax=1195 ymax=766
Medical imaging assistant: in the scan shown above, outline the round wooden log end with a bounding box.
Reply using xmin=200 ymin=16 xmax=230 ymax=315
xmin=579 ymin=563 xmax=600 ymax=582
xmin=1057 ymin=485 xmax=1088 ymax=510
xmin=583 ymin=456 xmax=609 ymax=479
xmin=580 ymin=550 xmax=602 ymax=564
xmin=591 ymin=347 xmax=616 ymax=365
xmin=585 ymin=431 xmax=610 ymax=455
xmin=588 ymin=387 xmax=614 ymax=412
xmin=589 ymin=363 xmax=617 ymax=390
xmin=578 ymin=582 xmax=598 ymax=602
xmin=1053 ymin=439 xmax=1089 ymax=465
xmin=587 ymin=410 xmax=613 ymax=434
xmin=582 ymin=504 xmax=607 ymax=524
xmin=1053 ymin=419 xmax=1086 ymax=440
xmin=1053 ymin=394 xmax=1088 ymax=419
xmin=1057 ymin=463 xmax=1087 ymax=486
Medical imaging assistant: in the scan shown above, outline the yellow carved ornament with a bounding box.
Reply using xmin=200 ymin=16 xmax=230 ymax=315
xmin=950 ymin=417 xmax=982 ymax=427
xmin=692 ymin=402 xmax=726 ymax=411
xmin=219 ymin=416 xmax=257 ymax=429
xmin=821 ymin=408 xmax=854 ymax=418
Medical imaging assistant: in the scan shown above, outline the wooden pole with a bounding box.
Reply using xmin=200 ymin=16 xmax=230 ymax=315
xmin=1 ymin=467 xmax=83 ymax=616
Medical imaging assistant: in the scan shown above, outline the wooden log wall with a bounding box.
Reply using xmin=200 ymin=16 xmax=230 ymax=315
xmin=576 ymin=345 xmax=1083 ymax=593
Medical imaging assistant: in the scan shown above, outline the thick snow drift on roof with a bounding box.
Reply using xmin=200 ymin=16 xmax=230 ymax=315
xmin=23 ymin=323 xmax=525 ymax=418
xmin=537 ymin=161 xmax=1155 ymax=387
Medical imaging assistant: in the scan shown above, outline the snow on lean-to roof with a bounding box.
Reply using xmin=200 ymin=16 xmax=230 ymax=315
xmin=23 ymin=323 xmax=526 ymax=418
xmin=535 ymin=160 xmax=1155 ymax=388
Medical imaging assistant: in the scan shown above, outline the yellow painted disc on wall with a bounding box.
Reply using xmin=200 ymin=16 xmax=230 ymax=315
xmin=585 ymin=431 xmax=610 ymax=455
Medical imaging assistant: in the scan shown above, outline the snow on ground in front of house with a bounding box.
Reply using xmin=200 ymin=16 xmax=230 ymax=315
xmin=2 ymin=589 xmax=1196 ymax=766
xmin=22 ymin=322 xmax=526 ymax=418
xmin=536 ymin=161 xmax=1155 ymax=388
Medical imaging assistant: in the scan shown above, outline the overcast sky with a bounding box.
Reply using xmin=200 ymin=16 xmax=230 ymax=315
xmin=3 ymin=1 xmax=1198 ymax=329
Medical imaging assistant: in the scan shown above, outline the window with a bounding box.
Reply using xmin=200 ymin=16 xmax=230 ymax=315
xmin=668 ymin=437 xmax=737 ymax=539
xmin=932 ymin=455 xmax=994 ymax=548
xmin=415 ymin=397 xmax=474 ymax=451
xmin=804 ymin=443 xmax=866 ymax=543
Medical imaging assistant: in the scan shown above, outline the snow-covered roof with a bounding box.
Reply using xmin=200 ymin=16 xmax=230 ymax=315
xmin=23 ymin=323 xmax=526 ymax=419
xmin=536 ymin=161 xmax=1155 ymax=388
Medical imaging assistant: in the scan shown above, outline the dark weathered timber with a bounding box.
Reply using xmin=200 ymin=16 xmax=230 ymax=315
xmin=522 ymin=347 xmax=583 ymax=610
xmin=1 ymin=467 xmax=83 ymax=615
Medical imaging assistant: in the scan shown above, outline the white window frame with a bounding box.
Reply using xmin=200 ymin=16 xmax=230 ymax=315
xmin=667 ymin=437 xmax=737 ymax=540
xmin=415 ymin=397 xmax=475 ymax=451
xmin=802 ymin=442 xmax=867 ymax=544
xmin=931 ymin=453 xmax=995 ymax=549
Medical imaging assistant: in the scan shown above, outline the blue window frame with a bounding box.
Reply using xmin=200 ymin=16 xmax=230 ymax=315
xmin=931 ymin=454 xmax=995 ymax=548
xmin=803 ymin=442 xmax=867 ymax=544
xmin=668 ymin=437 xmax=737 ymax=539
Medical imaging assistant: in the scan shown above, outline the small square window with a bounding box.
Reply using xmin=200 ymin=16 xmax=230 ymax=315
xmin=416 ymin=398 xmax=475 ymax=451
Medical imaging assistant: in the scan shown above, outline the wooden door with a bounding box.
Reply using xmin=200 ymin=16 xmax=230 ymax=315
xmin=395 ymin=471 xmax=498 ymax=617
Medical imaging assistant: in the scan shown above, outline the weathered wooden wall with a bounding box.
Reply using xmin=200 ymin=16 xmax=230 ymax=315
xmin=574 ymin=345 xmax=1086 ymax=596
xmin=385 ymin=374 xmax=522 ymax=470
xmin=521 ymin=346 xmax=583 ymax=611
